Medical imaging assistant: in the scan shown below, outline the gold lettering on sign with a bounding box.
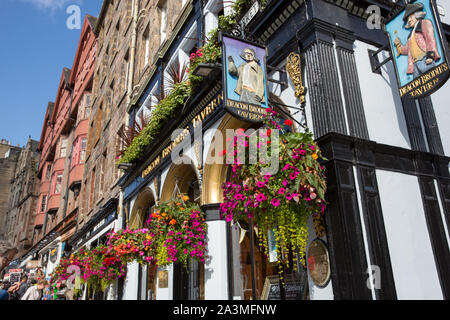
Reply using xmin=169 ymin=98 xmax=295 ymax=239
xmin=142 ymin=155 xmax=161 ymax=178
xmin=400 ymin=62 xmax=448 ymax=98
xmin=142 ymin=93 xmax=223 ymax=179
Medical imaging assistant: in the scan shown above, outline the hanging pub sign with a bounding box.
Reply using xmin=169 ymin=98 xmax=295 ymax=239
xmin=220 ymin=33 xmax=269 ymax=123
xmin=384 ymin=0 xmax=450 ymax=99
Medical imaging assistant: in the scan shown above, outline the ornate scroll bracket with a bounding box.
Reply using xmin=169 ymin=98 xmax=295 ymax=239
xmin=286 ymin=52 xmax=307 ymax=105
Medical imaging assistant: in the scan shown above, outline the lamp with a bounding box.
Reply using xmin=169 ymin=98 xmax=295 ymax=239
xmin=192 ymin=63 xmax=221 ymax=77
xmin=118 ymin=162 xmax=134 ymax=171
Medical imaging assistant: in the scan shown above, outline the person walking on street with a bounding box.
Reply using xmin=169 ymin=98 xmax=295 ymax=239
xmin=8 ymin=275 xmax=30 ymax=300
xmin=0 ymin=281 xmax=11 ymax=300
xmin=21 ymin=280 xmax=48 ymax=300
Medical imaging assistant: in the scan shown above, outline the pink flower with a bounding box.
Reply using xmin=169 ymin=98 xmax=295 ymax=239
xmin=255 ymin=193 xmax=267 ymax=202
xmin=271 ymin=198 xmax=280 ymax=207
xmin=278 ymin=187 xmax=286 ymax=195
xmin=282 ymin=179 xmax=288 ymax=187
xmin=256 ymin=180 xmax=266 ymax=188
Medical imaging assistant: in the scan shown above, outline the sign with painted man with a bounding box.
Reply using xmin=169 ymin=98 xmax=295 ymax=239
xmin=221 ymin=33 xmax=269 ymax=123
xmin=384 ymin=0 xmax=450 ymax=99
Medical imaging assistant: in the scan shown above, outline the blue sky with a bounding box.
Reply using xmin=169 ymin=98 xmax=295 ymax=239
xmin=0 ymin=0 xmax=103 ymax=148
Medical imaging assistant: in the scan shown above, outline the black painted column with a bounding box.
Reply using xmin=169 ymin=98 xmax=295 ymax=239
xmin=298 ymin=19 xmax=348 ymax=139
xmin=354 ymin=140 xmax=397 ymax=300
xmin=418 ymin=177 xmax=450 ymax=299
xmin=438 ymin=179 xmax=450 ymax=237
xmin=318 ymin=134 xmax=372 ymax=299
xmin=323 ymin=160 xmax=372 ymax=299
xmin=335 ymin=27 xmax=369 ymax=140
xmin=401 ymin=98 xmax=428 ymax=152
xmin=418 ymin=97 xmax=444 ymax=156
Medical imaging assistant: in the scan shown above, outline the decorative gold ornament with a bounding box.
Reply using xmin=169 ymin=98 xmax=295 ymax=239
xmin=313 ymin=213 xmax=326 ymax=237
xmin=286 ymin=52 xmax=306 ymax=104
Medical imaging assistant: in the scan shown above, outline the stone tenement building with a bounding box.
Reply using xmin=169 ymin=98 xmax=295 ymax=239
xmin=0 ymin=140 xmax=21 ymax=241
xmin=4 ymin=138 xmax=40 ymax=259
xmin=72 ymin=0 xmax=189 ymax=252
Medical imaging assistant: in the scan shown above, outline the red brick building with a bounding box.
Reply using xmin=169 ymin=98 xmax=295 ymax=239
xmin=24 ymin=16 xmax=97 ymax=277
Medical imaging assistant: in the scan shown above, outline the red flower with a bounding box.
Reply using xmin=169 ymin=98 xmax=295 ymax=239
xmin=267 ymin=128 xmax=272 ymax=136
xmin=285 ymin=119 xmax=293 ymax=126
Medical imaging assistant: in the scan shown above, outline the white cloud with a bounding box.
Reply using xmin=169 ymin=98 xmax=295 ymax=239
xmin=21 ymin=0 xmax=83 ymax=12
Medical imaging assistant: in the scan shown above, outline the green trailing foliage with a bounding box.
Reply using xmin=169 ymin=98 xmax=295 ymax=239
xmin=118 ymin=0 xmax=265 ymax=164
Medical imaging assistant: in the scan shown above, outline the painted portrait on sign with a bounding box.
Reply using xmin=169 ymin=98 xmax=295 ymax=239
xmin=221 ymin=34 xmax=269 ymax=123
xmin=385 ymin=0 xmax=450 ymax=99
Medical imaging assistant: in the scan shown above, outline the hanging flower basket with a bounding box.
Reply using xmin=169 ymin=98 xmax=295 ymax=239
xmin=144 ymin=197 xmax=208 ymax=268
xmin=106 ymin=227 xmax=157 ymax=265
xmin=220 ymin=109 xmax=327 ymax=272
xmin=105 ymin=197 xmax=208 ymax=269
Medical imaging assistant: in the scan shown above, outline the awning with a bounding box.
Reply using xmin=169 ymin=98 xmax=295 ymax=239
xmin=60 ymin=226 xmax=76 ymax=243
xmin=25 ymin=260 xmax=40 ymax=269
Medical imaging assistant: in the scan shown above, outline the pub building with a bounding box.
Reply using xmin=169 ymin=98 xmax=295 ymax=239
xmin=101 ymin=0 xmax=449 ymax=300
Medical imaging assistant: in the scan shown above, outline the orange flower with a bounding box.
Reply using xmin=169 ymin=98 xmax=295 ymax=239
xmin=152 ymin=212 xmax=158 ymax=218
xmin=183 ymin=195 xmax=190 ymax=202
xmin=169 ymin=219 xmax=176 ymax=225
xmin=312 ymin=153 xmax=318 ymax=160
xmin=162 ymin=212 xmax=167 ymax=217
xmin=180 ymin=208 xmax=185 ymax=211
xmin=176 ymin=202 xmax=182 ymax=206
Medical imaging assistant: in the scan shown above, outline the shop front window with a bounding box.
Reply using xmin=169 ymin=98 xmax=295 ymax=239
xmin=229 ymin=218 xmax=308 ymax=300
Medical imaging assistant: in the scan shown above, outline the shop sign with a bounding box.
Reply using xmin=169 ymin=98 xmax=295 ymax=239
xmin=76 ymin=238 xmax=84 ymax=247
xmin=50 ymin=247 xmax=58 ymax=264
xmin=307 ymin=239 xmax=331 ymax=288
xmin=240 ymin=1 xmax=260 ymax=28
xmin=384 ymin=0 xmax=450 ymax=99
xmin=93 ymin=218 xmax=106 ymax=233
xmin=261 ymin=273 xmax=307 ymax=300
xmin=9 ymin=272 xmax=22 ymax=284
xmin=158 ymin=270 xmax=169 ymax=288
xmin=221 ymin=33 xmax=269 ymax=123
xmin=141 ymin=93 xmax=223 ymax=179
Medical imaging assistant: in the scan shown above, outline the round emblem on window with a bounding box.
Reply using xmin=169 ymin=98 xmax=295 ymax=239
xmin=307 ymin=239 xmax=331 ymax=287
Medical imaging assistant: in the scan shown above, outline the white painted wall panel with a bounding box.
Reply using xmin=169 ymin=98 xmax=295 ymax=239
xmin=376 ymin=170 xmax=443 ymax=299
xmin=204 ymin=220 xmax=229 ymax=299
xmin=122 ymin=261 xmax=139 ymax=300
xmin=156 ymin=264 xmax=173 ymax=300
xmin=354 ymin=41 xmax=411 ymax=149
xmin=436 ymin=0 xmax=450 ymax=25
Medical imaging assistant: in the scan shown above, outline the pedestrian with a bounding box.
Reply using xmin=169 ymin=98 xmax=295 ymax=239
xmin=21 ymin=280 xmax=48 ymax=300
xmin=8 ymin=274 xmax=30 ymax=300
xmin=0 ymin=281 xmax=11 ymax=300
xmin=41 ymin=283 xmax=53 ymax=300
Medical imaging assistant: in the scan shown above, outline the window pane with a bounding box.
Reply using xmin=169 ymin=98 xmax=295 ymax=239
xmin=55 ymin=174 xmax=63 ymax=194
xmin=41 ymin=195 xmax=47 ymax=212
xmin=80 ymin=138 xmax=87 ymax=163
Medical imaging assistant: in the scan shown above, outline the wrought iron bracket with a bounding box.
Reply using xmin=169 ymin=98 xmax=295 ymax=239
xmin=368 ymin=45 xmax=392 ymax=75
